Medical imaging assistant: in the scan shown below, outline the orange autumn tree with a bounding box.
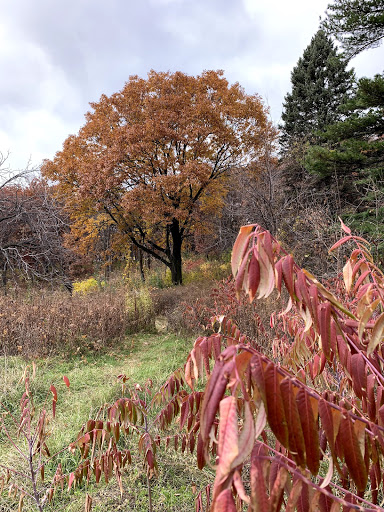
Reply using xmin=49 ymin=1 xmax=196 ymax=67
xmin=42 ymin=70 xmax=273 ymax=284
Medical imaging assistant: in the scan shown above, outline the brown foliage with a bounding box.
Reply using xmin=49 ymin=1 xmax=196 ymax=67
xmin=0 ymin=289 xmax=128 ymax=357
xmin=42 ymin=70 xmax=273 ymax=284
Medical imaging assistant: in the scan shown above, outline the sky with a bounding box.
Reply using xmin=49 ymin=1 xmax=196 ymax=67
xmin=0 ymin=0 xmax=383 ymax=171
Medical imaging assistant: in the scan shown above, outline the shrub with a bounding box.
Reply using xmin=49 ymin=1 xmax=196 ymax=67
xmin=0 ymin=367 xmax=71 ymax=511
xmin=73 ymin=277 xmax=104 ymax=295
xmin=0 ymin=288 xmax=128 ymax=357
xmin=184 ymin=223 xmax=384 ymax=510
xmin=125 ymin=285 xmax=154 ymax=332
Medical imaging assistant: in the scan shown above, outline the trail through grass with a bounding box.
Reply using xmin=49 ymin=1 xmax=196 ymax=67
xmin=0 ymin=333 xmax=213 ymax=512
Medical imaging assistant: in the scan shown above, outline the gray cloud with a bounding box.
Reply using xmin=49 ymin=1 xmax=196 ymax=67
xmin=0 ymin=0 xmax=383 ymax=169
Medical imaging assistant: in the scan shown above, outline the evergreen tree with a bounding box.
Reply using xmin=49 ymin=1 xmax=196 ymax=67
xmin=306 ymin=73 xmax=384 ymax=260
xmin=280 ymin=30 xmax=354 ymax=150
xmin=323 ymin=0 xmax=384 ymax=57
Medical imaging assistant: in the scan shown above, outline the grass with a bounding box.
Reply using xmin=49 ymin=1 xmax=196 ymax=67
xmin=0 ymin=333 xmax=213 ymax=512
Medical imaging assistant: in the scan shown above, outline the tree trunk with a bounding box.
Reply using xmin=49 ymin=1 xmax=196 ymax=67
xmin=139 ymin=249 xmax=145 ymax=282
xmin=170 ymin=219 xmax=183 ymax=285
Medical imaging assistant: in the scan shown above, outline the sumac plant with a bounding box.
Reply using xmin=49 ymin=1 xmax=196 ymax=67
xmin=183 ymin=222 xmax=384 ymax=511
xmin=0 ymin=367 xmax=70 ymax=511
xmin=65 ymin=221 xmax=384 ymax=511
xmin=67 ymin=374 xmax=193 ymax=512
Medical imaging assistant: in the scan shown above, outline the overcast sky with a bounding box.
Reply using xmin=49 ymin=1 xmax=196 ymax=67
xmin=0 ymin=0 xmax=383 ymax=170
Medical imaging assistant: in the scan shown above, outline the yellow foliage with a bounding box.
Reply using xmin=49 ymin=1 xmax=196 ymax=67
xmin=126 ymin=286 xmax=153 ymax=319
xmin=73 ymin=277 xmax=105 ymax=295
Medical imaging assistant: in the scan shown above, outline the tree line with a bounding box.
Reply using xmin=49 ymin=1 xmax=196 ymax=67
xmin=1 ymin=0 xmax=383 ymax=291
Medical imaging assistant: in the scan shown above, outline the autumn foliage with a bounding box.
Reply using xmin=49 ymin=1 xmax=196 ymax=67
xmin=42 ymin=70 xmax=273 ymax=284
xmin=182 ymin=222 xmax=384 ymax=510
xmin=63 ymin=224 xmax=384 ymax=510
xmin=3 ymin=222 xmax=384 ymax=511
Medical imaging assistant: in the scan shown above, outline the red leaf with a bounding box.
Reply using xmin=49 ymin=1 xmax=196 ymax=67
xmin=318 ymin=302 xmax=332 ymax=360
xmin=329 ymin=236 xmax=353 ymax=252
xmin=250 ymin=443 xmax=270 ymax=512
xmin=297 ymin=482 xmax=309 ymax=512
xmin=50 ymin=384 xmax=57 ymax=402
xmin=296 ymin=388 xmax=320 ymax=475
xmin=282 ymin=254 xmax=295 ymax=300
xmin=217 ymin=396 xmax=239 ymax=475
xmin=367 ymin=374 xmax=376 ymax=422
xmin=63 ymin=376 xmax=70 ymax=388
xmin=338 ymin=415 xmax=367 ymax=492
xmin=233 ymin=469 xmax=250 ymax=504
xmin=280 ymin=379 xmax=306 ymax=468
xmin=286 ymin=478 xmax=303 ymax=512
xmin=197 ymin=433 xmax=205 ymax=470
xmin=269 ymin=467 xmax=288 ymax=512
xmin=350 ymin=353 xmax=366 ymax=400
xmin=339 ymin=217 xmax=351 ymax=235
xmin=180 ymin=400 xmax=190 ymax=430
xmin=275 ymin=259 xmax=283 ymax=294
xmin=200 ymin=358 xmax=235 ymax=445
xmin=319 ymin=400 xmax=342 ymax=458
xmin=264 ymin=363 xmax=288 ymax=447
xmin=68 ymin=472 xmax=75 ymax=491
xmin=213 ymin=489 xmax=237 ymax=512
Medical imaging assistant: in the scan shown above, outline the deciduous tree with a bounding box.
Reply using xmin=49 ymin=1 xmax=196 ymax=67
xmin=42 ymin=70 xmax=272 ymax=284
xmin=0 ymin=156 xmax=72 ymax=292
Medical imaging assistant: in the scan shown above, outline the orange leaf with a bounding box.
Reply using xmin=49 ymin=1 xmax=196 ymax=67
xmin=231 ymin=225 xmax=254 ymax=277
xmin=343 ymin=260 xmax=353 ymax=293
xmin=367 ymin=312 xmax=384 ymax=356
xmin=217 ymin=396 xmax=239 ymax=476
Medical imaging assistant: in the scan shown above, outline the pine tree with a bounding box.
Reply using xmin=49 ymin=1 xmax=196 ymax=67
xmin=323 ymin=0 xmax=384 ymax=57
xmin=280 ymin=30 xmax=354 ymax=150
xmin=306 ymin=73 xmax=384 ymax=260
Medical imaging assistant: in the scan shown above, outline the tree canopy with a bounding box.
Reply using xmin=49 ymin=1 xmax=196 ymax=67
xmin=305 ymin=73 xmax=384 ymax=259
xmin=42 ymin=70 xmax=272 ymax=284
xmin=323 ymin=0 xmax=384 ymax=57
xmin=280 ymin=30 xmax=354 ymax=150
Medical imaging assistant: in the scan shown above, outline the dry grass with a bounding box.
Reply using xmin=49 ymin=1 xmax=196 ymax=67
xmin=0 ymin=288 xmax=130 ymax=357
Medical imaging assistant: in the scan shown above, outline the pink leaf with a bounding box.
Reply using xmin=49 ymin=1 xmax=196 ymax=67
xmin=339 ymin=217 xmax=351 ymax=235
xmin=68 ymin=472 xmax=75 ymax=491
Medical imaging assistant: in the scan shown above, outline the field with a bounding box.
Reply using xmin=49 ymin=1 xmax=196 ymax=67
xmin=0 ymin=331 xmax=215 ymax=511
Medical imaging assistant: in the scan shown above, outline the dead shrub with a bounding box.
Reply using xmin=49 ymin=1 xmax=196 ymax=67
xmin=0 ymin=288 xmax=128 ymax=357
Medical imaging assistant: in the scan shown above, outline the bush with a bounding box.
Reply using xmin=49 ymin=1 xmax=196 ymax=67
xmin=73 ymin=277 xmax=105 ymax=295
xmin=125 ymin=285 xmax=154 ymax=332
xmin=186 ymin=223 xmax=384 ymax=510
xmin=0 ymin=288 xmax=128 ymax=357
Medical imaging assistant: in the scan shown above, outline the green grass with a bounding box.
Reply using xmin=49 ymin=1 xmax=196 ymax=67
xmin=0 ymin=333 xmax=213 ymax=512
